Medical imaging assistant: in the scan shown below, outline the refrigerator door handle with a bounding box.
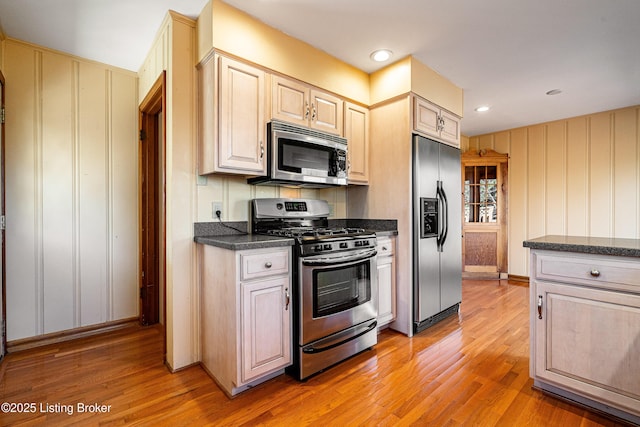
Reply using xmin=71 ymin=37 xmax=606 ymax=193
xmin=437 ymin=180 xmax=449 ymax=251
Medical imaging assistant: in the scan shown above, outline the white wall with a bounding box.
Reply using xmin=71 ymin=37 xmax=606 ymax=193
xmin=3 ymin=39 xmax=139 ymax=341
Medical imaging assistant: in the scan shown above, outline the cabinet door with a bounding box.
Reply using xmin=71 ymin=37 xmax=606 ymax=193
xmin=534 ymin=281 xmax=640 ymax=415
xmin=439 ymin=109 xmax=460 ymax=147
xmin=310 ymin=89 xmax=343 ymax=135
xmin=271 ymin=75 xmax=310 ymax=127
xmin=198 ymin=54 xmax=216 ymax=175
xmin=376 ymin=237 xmax=396 ymax=327
xmin=345 ymin=102 xmax=369 ymax=185
xmin=413 ymin=97 xmax=440 ymax=139
xmin=241 ymin=276 xmax=292 ymax=383
xmin=217 ymin=56 xmax=266 ymax=174
xmin=377 ymin=257 xmax=395 ymax=327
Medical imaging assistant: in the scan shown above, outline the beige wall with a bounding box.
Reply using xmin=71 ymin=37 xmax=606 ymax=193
xmin=465 ymin=105 xmax=640 ymax=277
xmin=138 ymin=12 xmax=200 ymax=370
xmin=3 ymin=39 xmax=139 ymax=341
xmin=369 ymin=56 xmax=463 ymax=118
xmin=199 ymin=0 xmax=369 ymax=106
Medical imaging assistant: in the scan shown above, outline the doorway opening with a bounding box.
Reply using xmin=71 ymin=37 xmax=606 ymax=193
xmin=139 ymin=72 xmax=166 ymax=340
xmin=461 ymin=149 xmax=509 ymax=279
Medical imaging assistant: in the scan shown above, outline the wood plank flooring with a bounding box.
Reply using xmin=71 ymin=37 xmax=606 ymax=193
xmin=0 ymin=280 xmax=628 ymax=426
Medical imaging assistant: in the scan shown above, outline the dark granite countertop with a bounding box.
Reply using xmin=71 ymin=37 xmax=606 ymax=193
xmin=194 ymin=234 xmax=294 ymax=251
xmin=329 ymin=219 xmax=398 ymax=236
xmin=523 ymin=235 xmax=640 ymax=258
xmin=194 ymin=219 xmax=398 ymax=250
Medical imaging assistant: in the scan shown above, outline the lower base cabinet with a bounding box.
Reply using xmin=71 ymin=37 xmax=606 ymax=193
xmin=376 ymin=236 xmax=396 ymax=328
xmin=199 ymin=244 xmax=292 ymax=396
xmin=529 ymin=249 xmax=640 ymax=424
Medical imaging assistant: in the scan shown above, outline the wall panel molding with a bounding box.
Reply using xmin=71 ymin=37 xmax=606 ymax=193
xmin=468 ymin=105 xmax=640 ymax=276
xmin=4 ymin=39 xmax=138 ymax=341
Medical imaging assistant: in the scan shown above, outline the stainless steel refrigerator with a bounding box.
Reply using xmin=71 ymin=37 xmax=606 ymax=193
xmin=413 ymin=134 xmax=462 ymax=333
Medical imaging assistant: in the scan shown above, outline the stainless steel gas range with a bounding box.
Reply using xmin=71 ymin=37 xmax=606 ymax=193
xmin=252 ymin=198 xmax=378 ymax=380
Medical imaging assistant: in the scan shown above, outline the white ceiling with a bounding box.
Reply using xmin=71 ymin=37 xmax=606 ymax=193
xmin=0 ymin=0 xmax=638 ymax=136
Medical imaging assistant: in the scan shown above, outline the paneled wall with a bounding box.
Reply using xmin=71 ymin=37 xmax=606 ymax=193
xmin=3 ymin=39 xmax=138 ymax=340
xmin=465 ymin=106 xmax=640 ymax=277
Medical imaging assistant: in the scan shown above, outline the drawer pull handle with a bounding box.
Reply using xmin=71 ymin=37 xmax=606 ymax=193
xmin=590 ymin=269 xmax=600 ymax=277
xmin=537 ymin=295 xmax=543 ymax=319
xmin=265 ymin=261 xmax=272 ymax=269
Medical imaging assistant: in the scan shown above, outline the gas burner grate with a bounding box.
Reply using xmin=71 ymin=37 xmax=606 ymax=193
xmin=264 ymin=227 xmax=367 ymax=238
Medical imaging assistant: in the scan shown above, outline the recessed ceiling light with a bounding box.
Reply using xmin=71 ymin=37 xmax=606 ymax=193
xmin=475 ymin=106 xmax=490 ymax=112
xmin=370 ymin=49 xmax=393 ymax=62
xmin=546 ymin=89 xmax=562 ymax=95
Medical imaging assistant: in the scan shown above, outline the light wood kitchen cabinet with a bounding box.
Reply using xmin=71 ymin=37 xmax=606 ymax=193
xmin=376 ymin=236 xmax=396 ymax=328
xmin=272 ymin=74 xmax=343 ymax=136
xmin=413 ymin=96 xmax=460 ymax=148
xmin=200 ymin=244 xmax=292 ymax=396
xmin=528 ymin=248 xmax=640 ymax=422
xmin=345 ymin=102 xmax=369 ymax=185
xmin=198 ymin=53 xmax=267 ymax=175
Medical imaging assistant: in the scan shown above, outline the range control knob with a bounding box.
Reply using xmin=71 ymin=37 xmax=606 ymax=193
xmin=323 ymin=244 xmax=332 ymax=250
xmin=339 ymin=242 xmax=348 ymax=249
xmin=314 ymin=244 xmax=323 ymax=252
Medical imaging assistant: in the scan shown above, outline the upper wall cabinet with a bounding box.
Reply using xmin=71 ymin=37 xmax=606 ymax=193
xmin=345 ymin=102 xmax=369 ymax=185
xmin=198 ymin=54 xmax=267 ymax=176
xmin=413 ymin=96 xmax=461 ymax=148
xmin=272 ymin=75 xmax=344 ymax=136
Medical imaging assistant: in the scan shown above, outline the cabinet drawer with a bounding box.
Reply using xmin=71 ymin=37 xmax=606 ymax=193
xmin=533 ymin=251 xmax=640 ymax=292
xmin=240 ymin=248 xmax=289 ymax=281
xmin=376 ymin=237 xmax=395 ymax=257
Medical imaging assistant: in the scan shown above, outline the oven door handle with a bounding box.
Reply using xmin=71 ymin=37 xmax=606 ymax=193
xmin=302 ymin=320 xmax=377 ymax=354
xmin=301 ymin=249 xmax=377 ymax=266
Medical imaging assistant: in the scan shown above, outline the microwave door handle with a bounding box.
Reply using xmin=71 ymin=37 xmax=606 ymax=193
xmin=301 ymin=249 xmax=377 ymax=266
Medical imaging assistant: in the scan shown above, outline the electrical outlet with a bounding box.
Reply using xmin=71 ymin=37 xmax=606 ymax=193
xmin=212 ymin=202 xmax=223 ymax=219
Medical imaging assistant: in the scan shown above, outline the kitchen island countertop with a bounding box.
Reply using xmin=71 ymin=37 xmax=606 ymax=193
xmin=523 ymin=235 xmax=640 ymax=258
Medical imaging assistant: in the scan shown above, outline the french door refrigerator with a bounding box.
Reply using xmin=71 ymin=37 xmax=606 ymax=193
xmin=413 ymin=134 xmax=462 ymax=334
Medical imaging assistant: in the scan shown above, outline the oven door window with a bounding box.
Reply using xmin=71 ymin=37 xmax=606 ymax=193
xmin=278 ymin=138 xmax=336 ymax=177
xmin=313 ymin=260 xmax=371 ymax=318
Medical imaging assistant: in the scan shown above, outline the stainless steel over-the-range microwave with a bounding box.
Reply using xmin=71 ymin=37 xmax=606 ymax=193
xmin=248 ymin=120 xmax=348 ymax=188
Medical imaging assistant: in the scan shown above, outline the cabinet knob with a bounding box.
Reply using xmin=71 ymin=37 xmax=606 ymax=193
xmin=590 ymin=269 xmax=600 ymax=277
xmin=382 ymin=246 xmax=388 ymax=251
xmin=265 ymin=261 xmax=272 ymax=269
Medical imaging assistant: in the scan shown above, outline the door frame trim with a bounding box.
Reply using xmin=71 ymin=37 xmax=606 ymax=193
xmin=0 ymin=71 xmax=6 ymax=358
xmin=138 ymin=72 xmax=166 ymax=334
xmin=461 ymin=149 xmax=509 ymax=276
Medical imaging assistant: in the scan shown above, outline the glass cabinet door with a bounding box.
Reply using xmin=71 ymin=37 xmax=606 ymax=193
xmin=464 ymin=165 xmax=498 ymax=223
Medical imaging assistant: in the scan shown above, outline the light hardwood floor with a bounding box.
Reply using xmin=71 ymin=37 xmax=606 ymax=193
xmin=0 ymin=280 xmax=627 ymax=426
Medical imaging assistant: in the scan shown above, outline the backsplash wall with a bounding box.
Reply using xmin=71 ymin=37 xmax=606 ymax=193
xmin=196 ymin=174 xmax=348 ymax=223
